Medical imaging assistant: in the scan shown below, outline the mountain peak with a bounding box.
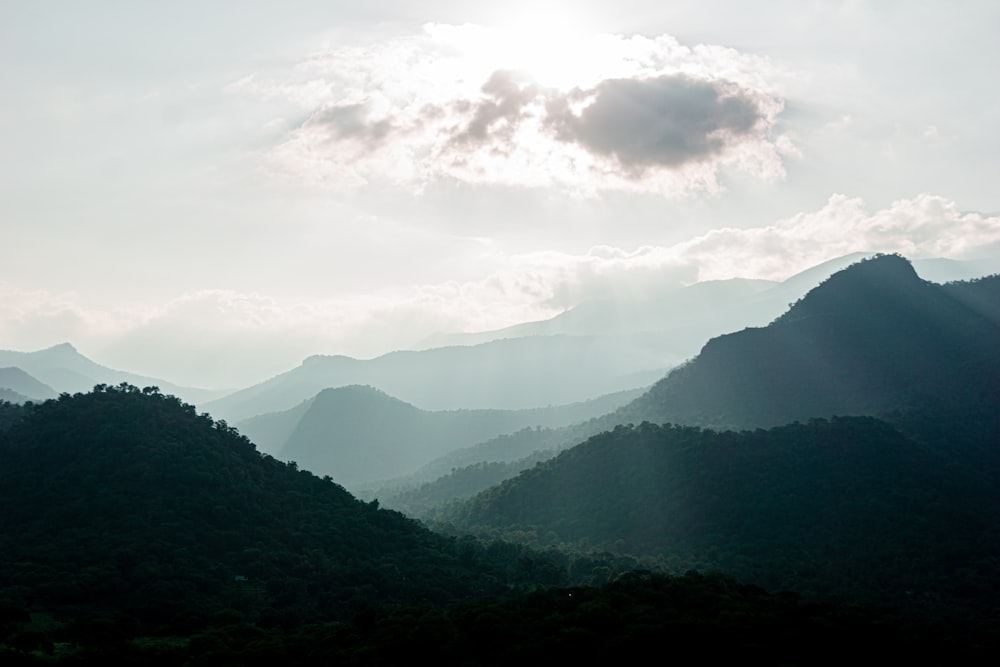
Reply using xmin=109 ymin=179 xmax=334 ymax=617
xmin=779 ymin=253 xmax=924 ymax=322
xmin=34 ymin=342 xmax=90 ymax=366
xmin=44 ymin=342 xmax=78 ymax=354
xmin=302 ymin=353 xmax=354 ymax=366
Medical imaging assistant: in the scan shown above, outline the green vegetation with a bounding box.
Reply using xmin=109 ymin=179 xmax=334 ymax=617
xmin=440 ymin=417 xmax=1000 ymax=615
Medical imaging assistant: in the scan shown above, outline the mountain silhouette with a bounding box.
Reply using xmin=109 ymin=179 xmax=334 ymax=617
xmin=395 ymin=254 xmax=1000 ymax=521
xmin=615 ymin=253 xmax=1000 ymax=429
xmin=0 ymin=343 xmax=226 ymax=405
xmin=0 ymin=367 xmax=57 ymax=402
xmin=0 ymin=385 xmax=513 ymax=631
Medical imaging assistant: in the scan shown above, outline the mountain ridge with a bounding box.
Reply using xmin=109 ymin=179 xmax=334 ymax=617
xmin=0 ymin=342 xmax=227 ymax=405
xmin=384 ymin=253 xmax=1000 ymax=517
xmin=239 ymin=383 xmax=645 ymax=488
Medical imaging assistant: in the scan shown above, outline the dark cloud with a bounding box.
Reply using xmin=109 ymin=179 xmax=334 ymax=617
xmin=544 ymin=75 xmax=767 ymax=173
xmin=304 ymin=103 xmax=394 ymax=145
xmin=451 ymin=70 xmax=541 ymax=147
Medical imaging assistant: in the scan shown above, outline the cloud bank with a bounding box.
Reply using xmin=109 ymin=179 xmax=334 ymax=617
xmin=3 ymin=194 xmax=998 ymax=388
xmin=234 ymin=24 xmax=790 ymax=196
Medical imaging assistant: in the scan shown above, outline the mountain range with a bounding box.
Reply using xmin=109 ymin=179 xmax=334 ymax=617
xmin=4 ymin=253 xmax=998 ymax=422
xmin=613 ymin=253 xmax=1000 ymax=430
xmin=423 ymin=254 xmax=1000 ymax=612
xmin=148 ymin=251 xmax=1000 ymax=426
xmin=4 ymin=252 xmax=1000 ymax=661
xmin=0 ymin=343 xmax=226 ymax=405
xmin=384 ymin=254 xmax=1000 ymax=515
xmin=238 ymin=384 xmax=644 ymax=488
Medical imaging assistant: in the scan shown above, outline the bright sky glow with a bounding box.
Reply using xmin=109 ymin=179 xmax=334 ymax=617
xmin=2 ymin=1 xmax=999 ymax=388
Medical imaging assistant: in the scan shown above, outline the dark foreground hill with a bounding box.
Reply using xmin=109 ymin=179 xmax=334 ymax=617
xmin=441 ymin=416 xmax=1000 ymax=620
xmin=2 ymin=387 xmax=993 ymax=663
xmin=0 ymin=387 xmax=513 ymax=628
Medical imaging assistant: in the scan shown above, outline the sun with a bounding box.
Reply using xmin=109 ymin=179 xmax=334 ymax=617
xmin=487 ymin=8 xmax=605 ymax=89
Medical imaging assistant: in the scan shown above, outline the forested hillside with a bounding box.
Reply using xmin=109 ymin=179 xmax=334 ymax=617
xmin=0 ymin=387 xmax=514 ymax=634
xmin=615 ymin=254 xmax=1000 ymax=430
xmin=441 ymin=417 xmax=1000 ymax=612
xmin=3 ymin=387 xmax=995 ymax=662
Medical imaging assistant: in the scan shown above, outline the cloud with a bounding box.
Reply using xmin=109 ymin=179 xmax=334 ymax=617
xmin=544 ymin=75 xmax=769 ymax=173
xmin=675 ymin=194 xmax=1000 ymax=281
xmin=303 ymin=103 xmax=395 ymax=146
xmin=450 ymin=70 xmax=541 ymax=147
xmin=7 ymin=194 xmax=994 ymax=389
xmin=236 ymin=24 xmax=791 ymax=196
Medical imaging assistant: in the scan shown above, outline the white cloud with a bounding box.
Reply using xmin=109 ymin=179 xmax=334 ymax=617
xmin=675 ymin=194 xmax=1000 ymax=281
xmin=4 ymin=194 xmax=997 ymax=389
xmin=233 ymin=23 xmax=791 ymax=197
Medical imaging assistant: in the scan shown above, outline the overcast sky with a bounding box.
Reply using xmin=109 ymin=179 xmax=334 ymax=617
xmin=3 ymin=1 xmax=1000 ymax=388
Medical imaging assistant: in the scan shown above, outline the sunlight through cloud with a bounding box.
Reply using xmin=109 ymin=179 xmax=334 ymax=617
xmin=238 ymin=23 xmax=791 ymax=197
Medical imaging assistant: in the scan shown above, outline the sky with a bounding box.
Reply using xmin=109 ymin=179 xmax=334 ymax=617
xmin=3 ymin=0 xmax=1000 ymax=389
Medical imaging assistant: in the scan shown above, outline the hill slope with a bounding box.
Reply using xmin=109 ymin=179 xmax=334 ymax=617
xmin=240 ymin=384 xmax=644 ymax=488
xmin=0 ymin=343 xmax=225 ymax=404
xmin=0 ymin=367 xmax=58 ymax=402
xmin=0 ymin=385 xmax=512 ymax=631
xmin=445 ymin=417 xmax=1000 ymax=613
xmin=616 ymin=254 xmax=1000 ymax=430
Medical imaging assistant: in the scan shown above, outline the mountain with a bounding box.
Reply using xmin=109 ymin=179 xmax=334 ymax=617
xmin=374 ymin=254 xmax=1000 ymax=517
xmin=0 ymin=386 xmax=517 ymax=629
xmin=443 ymin=417 xmax=1000 ymax=616
xmin=203 ymin=334 xmax=669 ymax=423
xmin=418 ymin=277 xmax=779 ymax=348
xmin=0 ymin=367 xmax=58 ymax=402
xmin=0 ymin=343 xmax=227 ymax=405
xmin=204 ymin=253 xmax=1000 ymax=425
xmin=613 ymin=253 xmax=1000 ymax=430
xmin=418 ymin=253 xmax=1000 ymax=350
xmin=238 ymin=384 xmax=644 ymax=488
xmin=370 ymin=417 xmax=613 ymax=512
xmin=430 ymin=253 xmax=1000 ymax=614
xmin=0 ymin=390 xmax=987 ymax=663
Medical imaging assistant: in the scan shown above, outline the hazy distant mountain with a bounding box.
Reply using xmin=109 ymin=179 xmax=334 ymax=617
xmin=0 ymin=388 xmax=32 ymax=404
xmin=0 ymin=342 xmax=227 ymax=405
xmin=418 ymin=277 xmax=779 ymax=348
xmin=417 ymin=252 xmax=989 ymax=350
xmin=204 ymin=253 xmax=999 ymax=424
xmin=0 ymin=366 xmax=58 ymax=402
xmin=204 ymin=334 xmax=670 ymax=422
xmin=202 ymin=255 xmax=873 ymax=423
xmin=238 ymin=384 xmax=644 ymax=488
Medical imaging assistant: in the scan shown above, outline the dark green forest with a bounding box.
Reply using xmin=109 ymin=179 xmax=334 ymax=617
xmin=3 ymin=386 xmax=996 ymax=664
xmin=438 ymin=418 xmax=1000 ymax=616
